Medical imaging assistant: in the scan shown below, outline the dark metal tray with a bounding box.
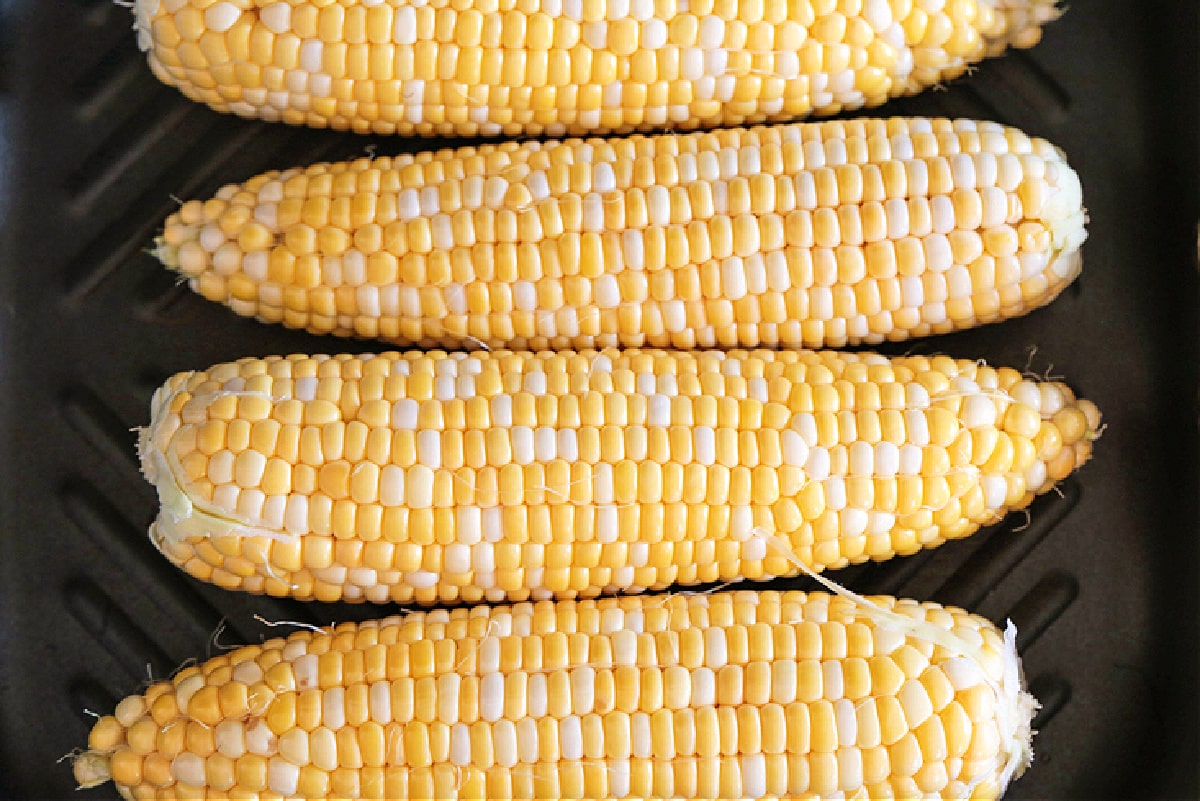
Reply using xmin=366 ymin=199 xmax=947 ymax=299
xmin=0 ymin=1 xmax=1196 ymax=798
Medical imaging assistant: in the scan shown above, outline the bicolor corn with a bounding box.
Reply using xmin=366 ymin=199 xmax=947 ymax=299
xmin=74 ymin=589 xmax=1039 ymax=800
xmin=132 ymin=0 xmax=1061 ymax=137
xmin=159 ymin=117 xmax=1087 ymax=351
xmin=139 ymin=348 xmax=1099 ymax=605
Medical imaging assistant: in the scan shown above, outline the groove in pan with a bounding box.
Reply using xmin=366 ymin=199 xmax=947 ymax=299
xmin=63 ymin=93 xmax=213 ymax=215
xmin=1009 ymin=571 xmax=1080 ymax=652
xmin=59 ymin=478 xmax=241 ymax=643
xmin=63 ymin=578 xmax=178 ymax=684
xmin=60 ymin=384 xmax=140 ymax=471
xmin=935 ymin=480 xmax=1082 ymax=611
xmin=1028 ymin=672 xmax=1072 ymax=731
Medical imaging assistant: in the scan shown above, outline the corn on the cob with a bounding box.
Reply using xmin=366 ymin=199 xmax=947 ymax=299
xmin=140 ymin=347 xmax=1099 ymax=604
xmin=74 ymin=589 xmax=1038 ymax=800
xmin=161 ymin=117 xmax=1087 ymax=352
xmin=132 ymin=0 xmax=1061 ymax=137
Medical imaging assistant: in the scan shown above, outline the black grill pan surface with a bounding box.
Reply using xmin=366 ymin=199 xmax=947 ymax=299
xmin=0 ymin=1 xmax=1197 ymax=798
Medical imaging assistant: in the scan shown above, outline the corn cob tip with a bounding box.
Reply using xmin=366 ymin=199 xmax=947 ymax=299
xmin=132 ymin=0 xmax=155 ymax=53
xmin=987 ymin=0 xmax=1064 ymax=53
xmin=1043 ymin=157 xmax=1088 ymax=258
xmin=781 ymin=552 xmax=1038 ymax=794
xmin=1026 ymin=151 xmax=1087 ymax=297
xmin=1000 ymin=621 xmax=1041 ymax=786
xmin=72 ymin=749 xmax=112 ymax=790
xmin=138 ymin=383 xmax=285 ymax=557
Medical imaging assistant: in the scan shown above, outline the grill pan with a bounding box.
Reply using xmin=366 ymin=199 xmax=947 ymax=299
xmin=0 ymin=1 xmax=1196 ymax=798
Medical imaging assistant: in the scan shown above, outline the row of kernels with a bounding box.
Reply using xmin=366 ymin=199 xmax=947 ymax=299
xmin=169 ymin=349 xmax=965 ymax=387
xmin=157 ymin=664 xmax=967 ymax=739
xmin=179 ymin=397 xmax=884 ymax=437
xmin=179 ymin=525 xmax=971 ymax=604
xmin=269 ymin=129 xmax=1039 ymax=196
xmin=154 ymin=4 xmax=921 ymax=68
xmin=186 ymin=415 xmax=981 ymax=473
xmin=210 ymin=544 xmax=765 ymax=602
xmin=169 ymin=353 xmax=996 ymax=407
xmin=166 ymin=417 xmax=1051 ymax=515
xmin=156 ymin=41 xmax=828 ymax=94
xmin=184 ymin=440 xmax=1007 ymax=517
xmin=218 ymin=151 xmax=1035 ymax=221
xmin=177 ymin=172 xmax=1044 ymax=260
xmin=185 ymin=232 xmax=1043 ymax=308
xmin=123 ymin=755 xmax=990 ymax=800
xmin=181 ymin=257 xmax=1069 ymax=348
xmin=176 ymin=389 xmax=944 ymax=431
xmin=106 ymin=684 xmax=994 ymax=793
xmin=107 ymin=760 xmax=981 ymax=801
xmin=100 ymin=590 xmax=977 ymax=676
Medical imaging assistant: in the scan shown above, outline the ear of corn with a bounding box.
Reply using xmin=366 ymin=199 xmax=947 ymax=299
xmin=160 ymin=117 xmax=1087 ymax=352
xmin=139 ymin=347 xmax=1100 ymax=605
xmin=132 ymin=0 xmax=1061 ymax=137
xmin=74 ymin=589 xmax=1039 ymax=800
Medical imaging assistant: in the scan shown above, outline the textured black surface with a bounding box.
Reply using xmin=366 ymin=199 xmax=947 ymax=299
xmin=0 ymin=2 xmax=1198 ymax=799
